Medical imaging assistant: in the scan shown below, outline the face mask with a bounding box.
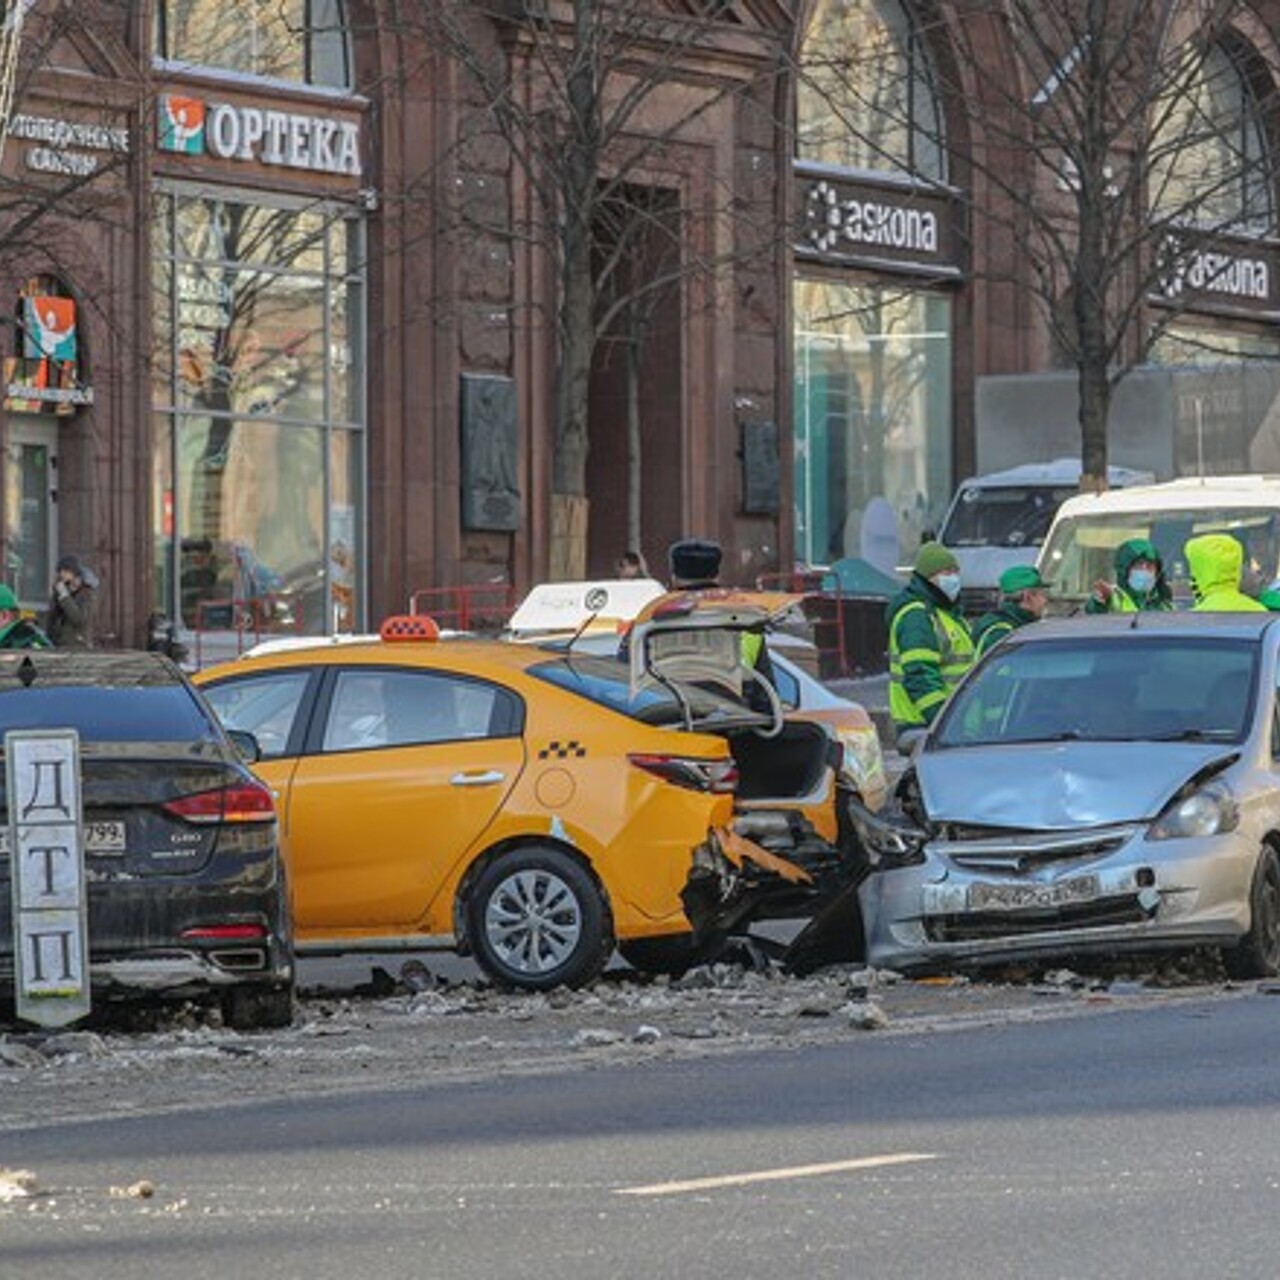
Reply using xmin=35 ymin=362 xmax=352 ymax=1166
xmin=1128 ymin=568 xmax=1156 ymax=595
xmin=935 ymin=573 xmax=962 ymax=602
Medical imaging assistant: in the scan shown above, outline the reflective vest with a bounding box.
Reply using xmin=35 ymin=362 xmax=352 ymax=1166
xmin=888 ymin=600 xmax=975 ymax=729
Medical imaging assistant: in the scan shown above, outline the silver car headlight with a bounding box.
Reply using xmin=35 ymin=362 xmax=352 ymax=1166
xmin=1147 ymin=780 xmax=1239 ymax=841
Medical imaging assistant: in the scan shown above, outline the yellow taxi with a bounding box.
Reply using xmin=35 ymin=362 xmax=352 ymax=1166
xmin=196 ymin=613 xmax=830 ymax=989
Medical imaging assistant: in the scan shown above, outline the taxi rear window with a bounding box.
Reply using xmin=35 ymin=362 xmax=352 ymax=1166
xmin=527 ymin=655 xmax=747 ymax=726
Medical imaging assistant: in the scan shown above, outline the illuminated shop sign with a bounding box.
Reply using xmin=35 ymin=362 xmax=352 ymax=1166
xmin=6 ymin=113 xmax=130 ymax=177
xmin=3 ymin=295 xmax=93 ymax=415
xmin=157 ymin=94 xmax=361 ymax=177
xmin=794 ymin=169 xmax=959 ymax=275
xmin=1154 ymin=231 xmax=1278 ymax=317
xmin=806 ymin=181 xmax=938 ymax=254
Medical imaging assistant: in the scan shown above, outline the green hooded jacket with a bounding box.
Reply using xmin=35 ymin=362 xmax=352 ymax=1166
xmin=1186 ymin=533 xmax=1267 ymax=612
xmin=1084 ymin=537 xmax=1173 ymax=613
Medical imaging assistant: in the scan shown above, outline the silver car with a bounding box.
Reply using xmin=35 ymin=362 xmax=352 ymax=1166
xmin=859 ymin=614 xmax=1280 ymax=977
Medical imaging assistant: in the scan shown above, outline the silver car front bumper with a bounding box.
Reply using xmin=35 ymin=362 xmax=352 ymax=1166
xmin=862 ymin=822 xmax=1257 ymax=971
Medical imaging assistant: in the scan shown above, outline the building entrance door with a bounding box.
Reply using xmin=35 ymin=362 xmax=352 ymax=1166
xmin=4 ymin=419 xmax=58 ymax=610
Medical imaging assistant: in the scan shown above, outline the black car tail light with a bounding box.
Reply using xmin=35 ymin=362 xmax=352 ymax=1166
xmin=162 ymin=780 xmax=276 ymax=825
xmin=628 ymin=753 xmax=739 ymax=794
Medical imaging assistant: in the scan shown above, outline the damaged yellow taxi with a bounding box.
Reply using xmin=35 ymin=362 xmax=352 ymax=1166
xmin=195 ymin=601 xmax=874 ymax=989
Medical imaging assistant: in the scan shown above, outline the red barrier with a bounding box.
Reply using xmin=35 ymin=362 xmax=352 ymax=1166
xmin=189 ymin=594 xmax=305 ymax=668
xmin=407 ymin=584 xmax=516 ymax=633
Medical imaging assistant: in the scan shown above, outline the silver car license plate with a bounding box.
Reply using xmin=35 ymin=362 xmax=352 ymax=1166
xmin=0 ymin=820 xmax=127 ymax=856
xmin=967 ymin=874 xmax=1100 ymax=911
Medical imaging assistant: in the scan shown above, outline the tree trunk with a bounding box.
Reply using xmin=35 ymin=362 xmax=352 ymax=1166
xmin=547 ymin=0 xmax=602 ymax=580
xmin=625 ymin=334 xmax=642 ymax=555
xmin=1078 ymin=358 xmax=1111 ymax=494
xmin=549 ymin=494 xmax=589 ymax=580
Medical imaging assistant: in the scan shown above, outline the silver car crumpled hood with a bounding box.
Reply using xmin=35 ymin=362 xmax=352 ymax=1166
xmin=917 ymin=742 xmax=1239 ymax=829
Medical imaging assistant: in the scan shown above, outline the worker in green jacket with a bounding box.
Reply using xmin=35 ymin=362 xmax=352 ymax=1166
xmin=1086 ymin=538 xmax=1173 ymax=613
xmin=0 ymin=583 xmax=51 ymax=649
xmin=1186 ymin=533 xmax=1268 ymax=612
xmin=886 ymin=542 xmax=974 ymax=753
xmin=973 ymin=565 xmax=1051 ymax=659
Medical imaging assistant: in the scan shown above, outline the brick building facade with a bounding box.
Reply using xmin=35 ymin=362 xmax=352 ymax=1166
xmin=2 ymin=1 xmax=1279 ymax=652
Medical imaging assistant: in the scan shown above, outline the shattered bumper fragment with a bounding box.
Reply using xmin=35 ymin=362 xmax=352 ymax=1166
xmin=679 ymin=809 xmax=873 ymax=974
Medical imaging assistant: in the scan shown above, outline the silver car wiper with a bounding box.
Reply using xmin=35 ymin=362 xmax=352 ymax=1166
xmin=1146 ymin=727 xmax=1238 ymax=742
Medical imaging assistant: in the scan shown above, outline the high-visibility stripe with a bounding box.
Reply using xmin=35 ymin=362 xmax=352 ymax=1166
xmin=897 ymin=647 xmax=939 ymax=665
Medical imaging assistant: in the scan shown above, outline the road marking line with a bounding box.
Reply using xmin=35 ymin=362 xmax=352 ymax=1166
xmin=615 ymin=1152 xmax=939 ymax=1197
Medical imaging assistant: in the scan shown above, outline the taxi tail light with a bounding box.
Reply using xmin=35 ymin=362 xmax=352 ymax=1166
xmin=628 ymin=753 xmax=739 ymax=794
xmin=180 ymin=923 xmax=267 ymax=941
xmin=162 ymin=780 xmax=276 ymax=825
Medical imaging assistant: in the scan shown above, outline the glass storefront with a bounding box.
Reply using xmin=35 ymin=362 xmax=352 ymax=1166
xmin=153 ymin=190 xmax=364 ymax=638
xmin=794 ymin=279 xmax=951 ymax=569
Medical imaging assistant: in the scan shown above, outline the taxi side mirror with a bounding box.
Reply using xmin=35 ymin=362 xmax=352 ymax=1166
xmin=226 ymin=729 xmax=262 ymax=764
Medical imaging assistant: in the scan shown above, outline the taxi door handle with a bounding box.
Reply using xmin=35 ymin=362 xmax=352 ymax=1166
xmin=450 ymin=770 xmax=505 ymax=787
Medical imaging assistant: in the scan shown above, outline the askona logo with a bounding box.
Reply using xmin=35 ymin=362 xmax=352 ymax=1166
xmin=158 ymin=95 xmax=205 ymax=154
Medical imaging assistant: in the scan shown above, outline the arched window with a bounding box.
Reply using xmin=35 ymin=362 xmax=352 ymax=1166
xmin=797 ymin=0 xmax=945 ymax=182
xmin=154 ymin=0 xmax=351 ymax=90
xmin=1151 ymin=38 xmax=1273 ymax=234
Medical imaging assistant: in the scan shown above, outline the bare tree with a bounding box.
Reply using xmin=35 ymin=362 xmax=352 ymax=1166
xmin=796 ymin=0 xmax=1278 ymax=490
xmin=405 ymin=0 xmax=789 ymax=578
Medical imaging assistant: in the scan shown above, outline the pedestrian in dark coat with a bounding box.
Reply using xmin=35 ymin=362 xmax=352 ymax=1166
xmin=46 ymin=554 xmax=97 ymax=648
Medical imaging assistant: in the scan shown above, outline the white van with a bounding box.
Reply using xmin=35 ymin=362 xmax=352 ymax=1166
xmin=1037 ymin=475 xmax=1280 ymax=611
xmin=936 ymin=458 xmax=1154 ymax=613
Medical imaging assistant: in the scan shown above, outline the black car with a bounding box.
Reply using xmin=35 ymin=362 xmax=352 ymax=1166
xmin=0 ymin=650 xmax=293 ymax=1029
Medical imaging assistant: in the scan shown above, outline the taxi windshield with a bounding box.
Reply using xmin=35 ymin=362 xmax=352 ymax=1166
xmin=1040 ymin=507 xmax=1280 ymax=604
xmin=932 ymin=635 xmax=1258 ymax=747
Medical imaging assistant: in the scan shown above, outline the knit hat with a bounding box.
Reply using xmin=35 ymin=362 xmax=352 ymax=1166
xmin=999 ymin=565 xmax=1051 ymax=594
xmin=669 ymin=538 xmax=722 ymax=584
xmin=914 ymin=542 xmax=959 ymax=579
xmin=0 ymin=584 xmax=16 ymax=611
xmin=56 ymin=554 xmax=83 ymax=576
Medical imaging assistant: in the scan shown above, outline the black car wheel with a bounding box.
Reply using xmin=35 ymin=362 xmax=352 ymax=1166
xmin=222 ymin=982 xmax=296 ymax=1031
xmin=1224 ymin=846 xmax=1280 ymax=980
xmin=468 ymin=847 xmax=613 ymax=991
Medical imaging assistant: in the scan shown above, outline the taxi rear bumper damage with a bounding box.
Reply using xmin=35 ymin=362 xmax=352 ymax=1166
xmin=679 ymin=794 xmax=874 ymax=974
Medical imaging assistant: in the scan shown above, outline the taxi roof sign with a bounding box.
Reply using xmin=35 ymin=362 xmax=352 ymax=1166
xmin=507 ymin=578 xmax=665 ymax=637
xmin=380 ymin=614 xmax=441 ymax=642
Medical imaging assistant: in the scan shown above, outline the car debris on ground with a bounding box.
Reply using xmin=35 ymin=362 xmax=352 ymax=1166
xmin=0 ymin=947 xmax=1251 ymax=1139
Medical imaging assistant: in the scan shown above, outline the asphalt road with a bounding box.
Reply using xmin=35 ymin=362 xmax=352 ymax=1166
xmin=5 ymin=992 xmax=1280 ymax=1278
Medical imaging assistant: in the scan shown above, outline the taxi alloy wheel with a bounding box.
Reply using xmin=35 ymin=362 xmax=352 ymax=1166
xmin=469 ymin=846 xmax=613 ymax=991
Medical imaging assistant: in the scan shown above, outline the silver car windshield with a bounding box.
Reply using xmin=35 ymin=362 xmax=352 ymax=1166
xmin=932 ymin=636 xmax=1258 ymax=747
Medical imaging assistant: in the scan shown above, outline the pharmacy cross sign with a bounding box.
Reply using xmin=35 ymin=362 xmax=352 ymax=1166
xmin=6 ymin=729 xmax=90 ymax=1028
